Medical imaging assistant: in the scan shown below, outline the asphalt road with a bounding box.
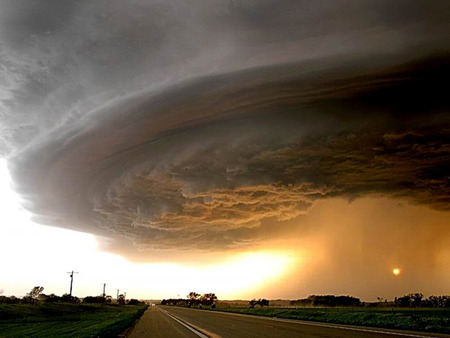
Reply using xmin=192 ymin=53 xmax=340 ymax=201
xmin=128 ymin=306 xmax=450 ymax=338
xmin=127 ymin=306 xmax=200 ymax=338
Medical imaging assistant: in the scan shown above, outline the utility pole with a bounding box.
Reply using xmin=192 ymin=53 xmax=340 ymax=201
xmin=67 ymin=271 xmax=78 ymax=296
xmin=117 ymin=289 xmax=119 ymax=299
xmin=102 ymin=283 xmax=107 ymax=297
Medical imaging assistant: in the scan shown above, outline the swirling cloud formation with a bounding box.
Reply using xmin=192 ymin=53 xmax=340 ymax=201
xmin=1 ymin=1 xmax=449 ymax=255
xmin=9 ymin=55 xmax=450 ymax=252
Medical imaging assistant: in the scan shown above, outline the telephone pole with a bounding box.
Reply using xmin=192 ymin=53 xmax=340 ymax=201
xmin=102 ymin=283 xmax=106 ymax=297
xmin=67 ymin=270 xmax=78 ymax=296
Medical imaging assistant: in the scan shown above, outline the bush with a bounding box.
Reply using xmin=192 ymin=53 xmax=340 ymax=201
xmin=83 ymin=296 xmax=106 ymax=304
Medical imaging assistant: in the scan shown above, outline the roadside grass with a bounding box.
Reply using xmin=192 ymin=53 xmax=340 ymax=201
xmin=0 ymin=303 xmax=147 ymax=337
xmin=210 ymin=306 xmax=450 ymax=334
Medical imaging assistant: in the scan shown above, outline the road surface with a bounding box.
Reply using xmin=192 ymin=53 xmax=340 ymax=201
xmin=128 ymin=306 xmax=450 ymax=338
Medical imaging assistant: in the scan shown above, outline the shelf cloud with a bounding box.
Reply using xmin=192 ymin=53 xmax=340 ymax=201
xmin=1 ymin=0 xmax=449 ymax=258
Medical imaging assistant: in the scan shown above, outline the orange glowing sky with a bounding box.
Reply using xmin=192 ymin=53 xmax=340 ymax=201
xmin=2 ymin=160 xmax=449 ymax=300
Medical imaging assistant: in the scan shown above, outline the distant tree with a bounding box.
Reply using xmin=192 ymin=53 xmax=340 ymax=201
xmin=410 ymin=293 xmax=423 ymax=307
xmin=162 ymin=298 xmax=183 ymax=306
xmin=290 ymin=298 xmax=312 ymax=306
xmin=26 ymin=286 xmax=44 ymax=305
xmin=83 ymin=296 xmax=106 ymax=304
xmin=200 ymin=293 xmax=218 ymax=306
xmin=307 ymin=295 xmax=361 ymax=307
xmin=61 ymin=293 xmax=80 ymax=303
xmin=44 ymin=294 xmax=62 ymax=303
xmin=128 ymin=298 xmax=144 ymax=305
xmin=395 ymin=295 xmax=411 ymax=307
xmin=395 ymin=293 xmax=423 ymax=308
xmin=249 ymin=298 xmax=269 ymax=308
xmin=28 ymin=286 xmax=44 ymax=299
xmin=0 ymin=296 xmax=19 ymax=304
xmin=186 ymin=292 xmax=201 ymax=306
xmin=188 ymin=292 xmax=200 ymax=300
xmin=117 ymin=294 xmax=126 ymax=305
xmin=436 ymin=295 xmax=450 ymax=308
xmin=260 ymin=299 xmax=269 ymax=307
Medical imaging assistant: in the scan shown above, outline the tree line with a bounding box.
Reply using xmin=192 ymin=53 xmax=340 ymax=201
xmin=290 ymin=295 xmax=361 ymax=307
xmin=289 ymin=294 xmax=450 ymax=308
xmin=161 ymin=292 xmax=218 ymax=307
xmin=249 ymin=298 xmax=269 ymax=308
xmin=0 ymin=287 xmax=145 ymax=306
xmin=394 ymin=293 xmax=450 ymax=308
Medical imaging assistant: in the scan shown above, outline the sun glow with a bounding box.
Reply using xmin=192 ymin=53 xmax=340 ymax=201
xmin=204 ymin=251 xmax=295 ymax=295
xmin=0 ymin=159 xmax=296 ymax=299
xmin=392 ymin=268 xmax=401 ymax=276
xmin=83 ymin=250 xmax=296 ymax=299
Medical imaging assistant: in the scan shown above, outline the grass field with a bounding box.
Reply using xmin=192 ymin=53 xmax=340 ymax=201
xmin=0 ymin=303 xmax=147 ymax=337
xmin=211 ymin=306 xmax=450 ymax=334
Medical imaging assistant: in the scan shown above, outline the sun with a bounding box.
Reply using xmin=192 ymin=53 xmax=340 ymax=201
xmin=392 ymin=268 xmax=401 ymax=276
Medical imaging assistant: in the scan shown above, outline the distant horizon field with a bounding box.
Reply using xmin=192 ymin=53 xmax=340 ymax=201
xmin=205 ymin=305 xmax=450 ymax=335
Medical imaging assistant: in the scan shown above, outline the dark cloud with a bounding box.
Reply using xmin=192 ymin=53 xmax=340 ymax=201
xmin=1 ymin=1 xmax=449 ymax=257
xmin=8 ymin=52 xmax=450 ymax=255
xmin=2 ymin=1 xmax=448 ymax=154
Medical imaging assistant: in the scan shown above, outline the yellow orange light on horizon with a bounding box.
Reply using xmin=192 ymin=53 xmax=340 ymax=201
xmin=198 ymin=251 xmax=296 ymax=297
xmin=392 ymin=268 xmax=401 ymax=276
xmin=0 ymin=159 xmax=298 ymax=299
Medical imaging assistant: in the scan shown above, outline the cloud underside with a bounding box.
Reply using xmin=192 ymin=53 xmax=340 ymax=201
xmin=10 ymin=54 xmax=450 ymax=252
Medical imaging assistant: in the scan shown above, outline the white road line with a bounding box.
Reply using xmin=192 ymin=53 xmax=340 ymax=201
xmin=158 ymin=307 xmax=213 ymax=338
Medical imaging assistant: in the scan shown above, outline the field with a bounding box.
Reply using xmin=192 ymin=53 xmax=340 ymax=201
xmin=211 ymin=306 xmax=450 ymax=334
xmin=0 ymin=303 xmax=147 ymax=337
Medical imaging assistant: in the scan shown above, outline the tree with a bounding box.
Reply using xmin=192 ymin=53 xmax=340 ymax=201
xmin=0 ymin=296 xmax=19 ymax=304
xmin=61 ymin=293 xmax=80 ymax=303
xmin=188 ymin=292 xmax=200 ymax=300
xmin=410 ymin=293 xmax=423 ymax=307
xmin=26 ymin=286 xmax=44 ymax=304
xmin=44 ymin=294 xmax=61 ymax=303
xmin=395 ymin=293 xmax=423 ymax=307
xmin=249 ymin=298 xmax=269 ymax=308
xmin=128 ymin=298 xmax=144 ymax=305
xmin=117 ymin=294 xmax=126 ymax=305
xmin=83 ymin=296 xmax=106 ymax=304
xmin=186 ymin=292 xmax=201 ymax=307
xmin=307 ymin=295 xmax=360 ymax=307
xmin=200 ymin=293 xmax=217 ymax=306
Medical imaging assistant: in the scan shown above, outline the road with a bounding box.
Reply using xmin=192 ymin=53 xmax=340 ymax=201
xmin=128 ymin=306 xmax=450 ymax=338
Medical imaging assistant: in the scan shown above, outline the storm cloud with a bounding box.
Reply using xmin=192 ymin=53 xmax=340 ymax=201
xmin=1 ymin=1 xmax=449 ymax=256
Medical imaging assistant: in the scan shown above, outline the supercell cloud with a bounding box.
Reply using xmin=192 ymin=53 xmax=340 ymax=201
xmin=1 ymin=1 xmax=449 ymax=256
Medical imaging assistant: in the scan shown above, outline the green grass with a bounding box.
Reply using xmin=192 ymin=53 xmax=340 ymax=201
xmin=0 ymin=303 xmax=148 ymax=337
xmin=210 ymin=306 xmax=450 ymax=334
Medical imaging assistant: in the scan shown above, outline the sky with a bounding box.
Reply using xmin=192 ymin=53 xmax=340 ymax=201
xmin=0 ymin=0 xmax=449 ymax=301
